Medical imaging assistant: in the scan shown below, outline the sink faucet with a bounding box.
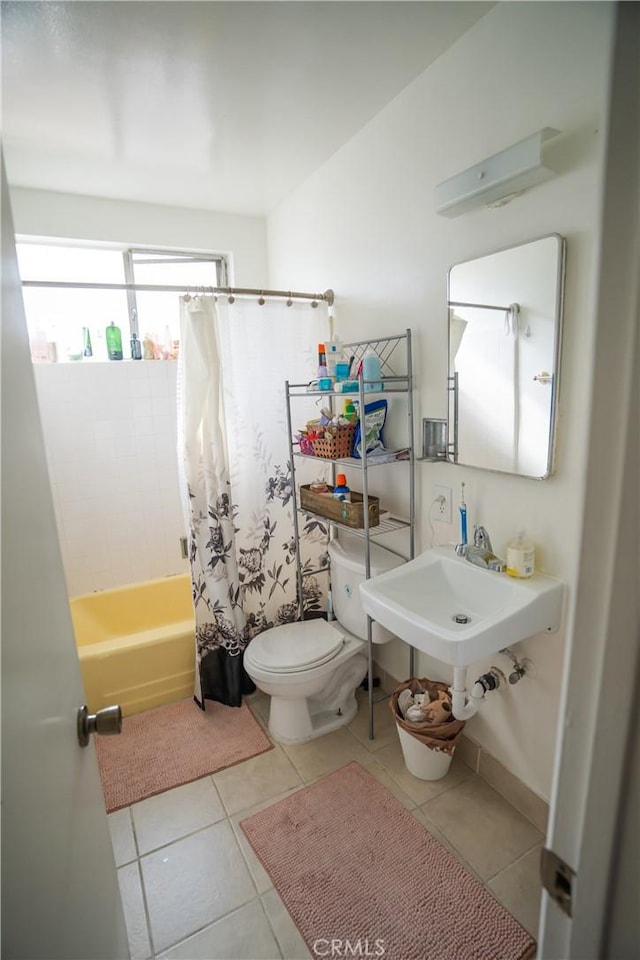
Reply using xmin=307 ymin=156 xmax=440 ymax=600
xmin=463 ymin=525 xmax=506 ymax=573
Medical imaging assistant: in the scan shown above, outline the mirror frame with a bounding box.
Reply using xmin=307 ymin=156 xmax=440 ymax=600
xmin=447 ymin=233 xmax=566 ymax=479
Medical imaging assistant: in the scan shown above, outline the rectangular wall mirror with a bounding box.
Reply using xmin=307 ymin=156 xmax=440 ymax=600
xmin=448 ymin=233 xmax=565 ymax=479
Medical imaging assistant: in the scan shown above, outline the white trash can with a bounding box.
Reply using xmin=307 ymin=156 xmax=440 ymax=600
xmin=397 ymin=724 xmax=453 ymax=781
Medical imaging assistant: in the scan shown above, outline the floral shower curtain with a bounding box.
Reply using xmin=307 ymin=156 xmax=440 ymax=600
xmin=178 ymin=294 xmax=330 ymax=708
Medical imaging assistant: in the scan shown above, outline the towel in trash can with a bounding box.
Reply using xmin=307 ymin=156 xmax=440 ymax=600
xmin=390 ymin=678 xmax=466 ymax=754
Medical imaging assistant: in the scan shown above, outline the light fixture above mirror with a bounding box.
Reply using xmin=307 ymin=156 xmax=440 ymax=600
xmin=435 ymin=128 xmax=561 ymax=217
xmin=447 ymin=234 xmax=566 ymax=479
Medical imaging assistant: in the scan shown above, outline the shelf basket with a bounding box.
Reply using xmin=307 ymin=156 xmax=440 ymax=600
xmin=310 ymin=422 xmax=356 ymax=459
xmin=300 ymin=484 xmax=380 ymax=529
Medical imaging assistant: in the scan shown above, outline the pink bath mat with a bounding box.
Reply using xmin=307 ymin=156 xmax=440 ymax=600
xmin=240 ymin=762 xmax=536 ymax=960
xmin=96 ymin=698 xmax=272 ymax=812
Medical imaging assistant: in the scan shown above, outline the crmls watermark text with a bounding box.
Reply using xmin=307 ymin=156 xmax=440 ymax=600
xmin=313 ymin=938 xmax=386 ymax=957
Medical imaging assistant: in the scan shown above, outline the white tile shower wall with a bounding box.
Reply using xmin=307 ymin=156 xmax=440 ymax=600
xmin=34 ymin=360 xmax=187 ymax=596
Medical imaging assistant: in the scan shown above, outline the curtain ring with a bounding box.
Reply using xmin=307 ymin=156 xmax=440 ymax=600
xmin=286 ymin=292 xmax=293 ymax=307
xmin=258 ymin=290 xmax=265 ymax=305
xmin=183 ymin=286 xmax=192 ymax=303
xmin=311 ymin=296 xmax=318 ymax=309
xmin=228 ymin=289 xmax=235 ymax=304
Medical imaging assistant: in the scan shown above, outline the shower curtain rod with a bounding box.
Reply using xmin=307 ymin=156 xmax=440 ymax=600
xmin=21 ymin=279 xmax=335 ymax=307
xmin=449 ymin=299 xmax=513 ymax=312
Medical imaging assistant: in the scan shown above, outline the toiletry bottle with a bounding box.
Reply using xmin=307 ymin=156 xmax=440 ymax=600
xmin=333 ymin=474 xmax=351 ymax=502
xmin=82 ymin=327 xmax=93 ymax=358
xmin=30 ymin=329 xmax=49 ymax=363
xmin=163 ymin=325 xmax=172 ymax=360
xmin=506 ymin=530 xmax=535 ymax=578
xmin=143 ymin=335 xmax=155 ymax=360
xmin=324 ymin=337 xmax=343 ymax=379
xmin=324 ymin=341 xmax=337 ymax=379
xmin=317 ymin=343 xmax=327 ymax=378
xmin=106 ymin=321 xmax=123 ymax=360
xmin=335 ymin=346 xmax=350 ymax=381
xmin=317 ymin=342 xmax=333 ymax=391
xmin=327 ymin=589 xmax=335 ymax=621
xmin=130 ymin=332 xmax=142 ymax=360
xmin=342 ymin=400 xmax=358 ymax=423
xmin=362 ymin=347 xmax=382 ymax=392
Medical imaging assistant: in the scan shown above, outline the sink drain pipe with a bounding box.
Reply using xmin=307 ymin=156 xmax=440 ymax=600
xmin=450 ymin=665 xmax=502 ymax=721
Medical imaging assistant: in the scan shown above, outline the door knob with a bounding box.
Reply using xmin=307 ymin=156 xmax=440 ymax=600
xmin=77 ymin=704 xmax=123 ymax=747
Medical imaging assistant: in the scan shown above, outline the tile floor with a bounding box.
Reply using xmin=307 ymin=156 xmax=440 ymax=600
xmin=110 ymin=691 xmax=544 ymax=959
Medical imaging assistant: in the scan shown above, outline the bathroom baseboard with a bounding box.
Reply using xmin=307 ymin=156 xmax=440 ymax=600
xmin=373 ymin=664 xmax=549 ymax=834
xmin=457 ymin=734 xmax=549 ymax=834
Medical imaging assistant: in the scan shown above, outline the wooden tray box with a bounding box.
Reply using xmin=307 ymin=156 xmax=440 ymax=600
xmin=300 ymin=484 xmax=380 ymax=529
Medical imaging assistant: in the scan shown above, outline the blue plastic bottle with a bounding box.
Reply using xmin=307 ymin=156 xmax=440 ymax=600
xmin=362 ymin=347 xmax=382 ymax=392
xmin=333 ymin=474 xmax=351 ymax=502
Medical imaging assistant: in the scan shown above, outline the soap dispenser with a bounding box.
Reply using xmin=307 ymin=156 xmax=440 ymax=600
xmin=506 ymin=530 xmax=535 ymax=578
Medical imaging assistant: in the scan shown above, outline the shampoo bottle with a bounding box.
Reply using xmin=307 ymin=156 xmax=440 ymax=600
xmin=106 ymin=321 xmax=123 ymax=360
xmin=506 ymin=530 xmax=535 ymax=579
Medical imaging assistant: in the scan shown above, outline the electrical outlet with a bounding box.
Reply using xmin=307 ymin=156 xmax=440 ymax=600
xmin=433 ymin=484 xmax=452 ymax=523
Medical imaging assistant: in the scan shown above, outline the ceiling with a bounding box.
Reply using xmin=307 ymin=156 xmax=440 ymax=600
xmin=2 ymin=1 xmax=493 ymax=217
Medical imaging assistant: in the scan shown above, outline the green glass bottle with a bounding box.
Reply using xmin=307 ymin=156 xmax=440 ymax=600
xmin=106 ymin=321 xmax=123 ymax=360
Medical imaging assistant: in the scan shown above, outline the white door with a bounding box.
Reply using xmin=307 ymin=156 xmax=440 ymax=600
xmin=539 ymin=5 xmax=640 ymax=957
xmin=1 ymin=158 xmax=129 ymax=958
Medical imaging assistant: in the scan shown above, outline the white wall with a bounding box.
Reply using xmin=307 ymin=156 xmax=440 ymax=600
xmin=12 ymin=191 xmax=269 ymax=594
xmin=10 ymin=187 xmax=268 ymax=285
xmin=267 ymin=2 xmax=614 ymax=800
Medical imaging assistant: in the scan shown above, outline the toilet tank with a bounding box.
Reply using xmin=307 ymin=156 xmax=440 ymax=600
xmin=328 ymin=537 xmax=403 ymax=644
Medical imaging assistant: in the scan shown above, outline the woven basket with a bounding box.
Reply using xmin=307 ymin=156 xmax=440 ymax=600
xmin=311 ymin=422 xmax=356 ymax=459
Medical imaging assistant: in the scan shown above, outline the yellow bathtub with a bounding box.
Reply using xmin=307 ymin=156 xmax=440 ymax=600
xmin=71 ymin=573 xmax=195 ymax=717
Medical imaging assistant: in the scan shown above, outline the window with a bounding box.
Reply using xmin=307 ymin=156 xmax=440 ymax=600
xmin=17 ymin=241 xmax=227 ymax=362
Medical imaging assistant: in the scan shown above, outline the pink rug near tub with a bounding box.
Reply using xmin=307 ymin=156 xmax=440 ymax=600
xmin=96 ymin=698 xmax=272 ymax=812
xmin=240 ymin=762 xmax=536 ymax=960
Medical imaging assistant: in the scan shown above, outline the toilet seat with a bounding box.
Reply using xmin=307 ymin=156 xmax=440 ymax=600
xmin=246 ymin=619 xmax=346 ymax=674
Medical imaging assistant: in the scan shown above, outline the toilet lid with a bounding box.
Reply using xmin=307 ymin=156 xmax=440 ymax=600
xmin=247 ymin=620 xmax=345 ymax=674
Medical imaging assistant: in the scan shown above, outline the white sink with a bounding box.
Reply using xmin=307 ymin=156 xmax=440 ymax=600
xmin=359 ymin=545 xmax=564 ymax=666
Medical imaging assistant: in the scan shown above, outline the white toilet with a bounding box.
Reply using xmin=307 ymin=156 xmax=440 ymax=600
xmin=244 ymin=537 xmax=402 ymax=744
